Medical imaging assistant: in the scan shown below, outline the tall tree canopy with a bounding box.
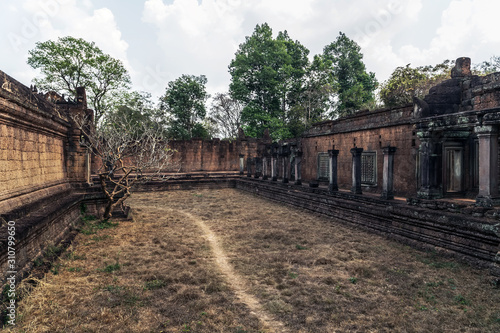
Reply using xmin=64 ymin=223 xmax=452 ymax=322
xmin=159 ymin=74 xmax=209 ymax=140
xmin=379 ymin=60 xmax=454 ymax=107
xmin=229 ymin=23 xmax=310 ymax=140
xmin=323 ymin=32 xmax=378 ymax=118
xmin=27 ymin=36 xmax=131 ymax=124
xmin=109 ymin=91 xmax=167 ymax=137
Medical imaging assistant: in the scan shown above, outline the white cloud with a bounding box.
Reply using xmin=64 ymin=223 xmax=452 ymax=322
xmin=382 ymin=0 xmax=500 ymax=76
xmin=142 ymin=0 xmax=248 ymax=96
xmin=2 ymin=0 xmax=131 ymax=86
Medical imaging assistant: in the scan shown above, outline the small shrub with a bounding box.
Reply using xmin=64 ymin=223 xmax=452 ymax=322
xmin=91 ymin=235 xmax=111 ymax=242
xmin=99 ymin=262 xmax=121 ymax=273
xmin=349 ymin=277 xmax=358 ymax=284
xmin=44 ymin=244 xmax=62 ymax=260
xmin=295 ymin=244 xmax=308 ymax=250
xmin=454 ymin=294 xmax=470 ymax=306
xmin=33 ymin=257 xmax=44 ymax=267
xmin=67 ymin=267 xmax=82 ymax=272
xmin=80 ymin=218 xmax=118 ymax=235
xmin=50 ymin=263 xmax=62 ymax=275
xmin=144 ymin=279 xmax=166 ymax=290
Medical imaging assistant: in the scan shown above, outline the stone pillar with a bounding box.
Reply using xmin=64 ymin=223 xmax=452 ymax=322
xmin=262 ymin=155 xmax=269 ymax=180
xmin=246 ymin=157 xmax=252 ymax=177
xmin=328 ymin=149 xmax=339 ymax=192
xmin=254 ymin=157 xmax=262 ymax=178
xmin=271 ymin=153 xmax=278 ymax=181
xmin=381 ymin=146 xmax=397 ymax=200
xmin=417 ymin=132 xmax=442 ymax=199
xmin=351 ymin=148 xmax=363 ymax=194
xmin=475 ymin=125 xmax=499 ymax=206
xmin=294 ymin=152 xmax=302 ymax=185
xmin=239 ymin=154 xmax=245 ymax=175
xmin=281 ymin=152 xmax=289 ymax=183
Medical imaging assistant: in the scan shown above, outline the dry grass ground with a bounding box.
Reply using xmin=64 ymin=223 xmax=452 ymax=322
xmin=3 ymin=189 xmax=500 ymax=332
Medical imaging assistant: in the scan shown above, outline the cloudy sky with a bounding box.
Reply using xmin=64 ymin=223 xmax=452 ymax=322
xmin=1 ymin=0 xmax=499 ymax=102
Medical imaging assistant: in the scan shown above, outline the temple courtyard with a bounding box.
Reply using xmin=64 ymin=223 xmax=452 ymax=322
xmin=5 ymin=189 xmax=500 ymax=332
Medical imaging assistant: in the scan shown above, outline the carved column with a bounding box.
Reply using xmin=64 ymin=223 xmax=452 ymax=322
xmin=271 ymin=153 xmax=278 ymax=181
xmin=417 ymin=131 xmax=442 ymax=199
xmin=239 ymin=154 xmax=245 ymax=175
xmin=281 ymin=150 xmax=289 ymax=184
xmin=254 ymin=157 xmax=262 ymax=178
xmin=381 ymin=146 xmax=397 ymax=200
xmin=351 ymin=148 xmax=363 ymax=194
xmin=328 ymin=149 xmax=339 ymax=192
xmin=294 ymin=152 xmax=303 ymax=185
xmin=262 ymin=155 xmax=269 ymax=180
xmin=475 ymin=125 xmax=499 ymax=206
xmin=246 ymin=157 xmax=252 ymax=177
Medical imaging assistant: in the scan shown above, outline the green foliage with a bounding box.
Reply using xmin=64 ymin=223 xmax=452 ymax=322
xmin=229 ymin=23 xmax=310 ymax=140
xmin=454 ymin=294 xmax=470 ymax=306
xmin=160 ymin=75 xmax=209 ymax=140
xmin=99 ymin=262 xmax=121 ymax=273
xmin=143 ymin=279 xmax=166 ymax=290
xmin=380 ymin=60 xmax=454 ymax=107
xmin=108 ymin=91 xmax=167 ymax=136
xmin=80 ymin=218 xmax=118 ymax=235
xmin=322 ymin=32 xmax=378 ymax=118
xmin=27 ymin=36 xmax=131 ymax=124
xmin=349 ymin=277 xmax=358 ymax=284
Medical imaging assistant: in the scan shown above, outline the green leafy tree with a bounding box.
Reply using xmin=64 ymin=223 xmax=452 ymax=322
xmin=159 ymin=74 xmax=209 ymax=140
xmin=110 ymin=91 xmax=167 ymax=137
xmin=380 ymin=60 xmax=454 ymax=107
xmin=27 ymin=36 xmax=131 ymax=124
xmin=323 ymin=32 xmax=378 ymax=118
xmin=229 ymin=23 xmax=310 ymax=140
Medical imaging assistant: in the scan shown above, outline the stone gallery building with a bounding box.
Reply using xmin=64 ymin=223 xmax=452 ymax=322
xmin=1 ymin=57 xmax=500 ymax=283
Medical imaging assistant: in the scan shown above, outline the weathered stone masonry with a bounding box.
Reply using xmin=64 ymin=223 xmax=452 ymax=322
xmin=0 ymin=70 xmax=104 ymax=283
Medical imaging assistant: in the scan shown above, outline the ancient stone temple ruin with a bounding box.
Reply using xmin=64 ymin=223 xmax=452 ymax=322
xmin=1 ymin=57 xmax=500 ymax=285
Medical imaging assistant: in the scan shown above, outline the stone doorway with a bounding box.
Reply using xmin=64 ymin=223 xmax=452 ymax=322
xmin=444 ymin=146 xmax=464 ymax=194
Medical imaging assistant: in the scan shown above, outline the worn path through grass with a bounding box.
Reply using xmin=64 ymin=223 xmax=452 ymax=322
xmin=180 ymin=210 xmax=288 ymax=333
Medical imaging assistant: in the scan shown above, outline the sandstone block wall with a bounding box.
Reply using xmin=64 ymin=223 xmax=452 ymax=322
xmin=462 ymin=72 xmax=500 ymax=111
xmin=0 ymin=72 xmax=74 ymax=203
xmin=301 ymin=106 xmax=417 ymax=197
xmin=161 ymin=137 xmax=264 ymax=173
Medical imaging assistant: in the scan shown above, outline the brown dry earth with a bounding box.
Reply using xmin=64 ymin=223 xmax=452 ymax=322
xmin=4 ymin=188 xmax=500 ymax=332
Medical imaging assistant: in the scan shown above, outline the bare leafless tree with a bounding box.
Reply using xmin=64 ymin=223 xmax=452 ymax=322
xmin=209 ymin=92 xmax=242 ymax=139
xmin=73 ymin=112 xmax=178 ymax=219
